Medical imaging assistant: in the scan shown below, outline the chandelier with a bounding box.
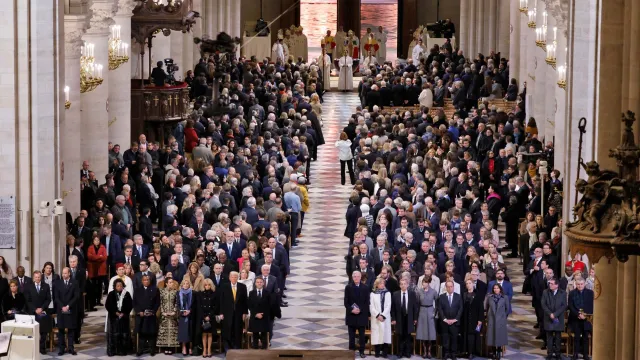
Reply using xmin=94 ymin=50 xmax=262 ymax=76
xmin=545 ymin=27 xmax=557 ymax=69
xmin=527 ymin=7 xmax=537 ymax=28
xmin=557 ymin=64 xmax=567 ymax=90
xmin=108 ymin=25 xmax=129 ymax=70
xmin=519 ymin=0 xmax=528 ymax=14
xmin=80 ymin=43 xmax=104 ymax=93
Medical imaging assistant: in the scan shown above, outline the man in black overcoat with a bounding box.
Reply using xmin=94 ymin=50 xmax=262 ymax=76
xmin=392 ymin=277 xmax=419 ymax=358
xmin=437 ymin=280 xmax=463 ymax=360
xmin=68 ymin=255 xmax=86 ymax=343
xmin=24 ymin=271 xmax=51 ymax=354
xmin=248 ymin=277 xmax=272 ymax=349
xmin=133 ymin=275 xmax=160 ymax=357
xmin=54 ymin=267 xmax=80 ymax=356
xmin=344 ymin=271 xmax=370 ymax=358
xmin=218 ymin=271 xmax=249 ymax=352
xmin=568 ymin=278 xmax=593 ymax=360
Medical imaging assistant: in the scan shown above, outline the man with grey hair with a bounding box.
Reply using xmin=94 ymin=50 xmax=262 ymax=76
xmin=111 ymin=195 xmax=133 ymax=228
xmin=242 ymin=196 xmax=259 ymax=225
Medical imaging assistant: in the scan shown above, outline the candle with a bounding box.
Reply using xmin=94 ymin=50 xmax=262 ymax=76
xmin=64 ymin=86 xmax=70 ymax=102
xmin=543 ymin=11 xmax=547 ymax=27
xmin=553 ymin=27 xmax=557 ymax=42
xmin=97 ymin=64 xmax=103 ymax=78
xmin=123 ymin=43 xmax=128 ymax=57
xmin=558 ymin=65 xmax=566 ymax=82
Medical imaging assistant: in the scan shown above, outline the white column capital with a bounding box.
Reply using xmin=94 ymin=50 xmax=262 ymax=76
xmin=86 ymin=0 xmax=117 ymax=36
xmin=116 ymin=0 xmax=137 ymax=17
xmin=64 ymin=14 xmax=89 ymax=57
xmin=543 ymin=0 xmax=570 ymax=35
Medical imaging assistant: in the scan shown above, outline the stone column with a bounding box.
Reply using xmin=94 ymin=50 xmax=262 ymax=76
xmin=509 ymin=0 xmax=521 ymax=83
xmin=553 ymin=28 xmax=567 ymax=185
xmin=231 ymin=0 xmax=241 ymax=39
xmin=533 ymin=1 xmax=547 ymax=139
xmin=476 ymin=0 xmax=485 ymax=55
xmin=0 ymin=0 xmax=65 ymax=270
xmin=459 ymin=0 xmax=468 ymax=56
xmin=497 ymin=0 xmax=510 ymax=57
xmin=81 ymin=0 xmax=115 ymax=183
xmin=62 ymin=15 xmax=88 ymax=219
xmin=469 ymin=0 xmax=477 ymax=58
xmin=619 ymin=260 xmax=637 ymax=360
xmin=488 ymin=0 xmax=497 ymax=52
xmin=593 ymin=258 xmax=618 ymax=359
xmin=189 ymin=0 xmax=203 ymax=63
xmin=108 ymin=0 xmax=136 ymax=149
xmin=217 ymin=0 xmax=226 ymax=35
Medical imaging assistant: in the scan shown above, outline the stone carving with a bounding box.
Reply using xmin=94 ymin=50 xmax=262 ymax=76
xmin=543 ymin=0 xmax=570 ymax=36
xmin=116 ymin=0 xmax=138 ymax=16
xmin=86 ymin=0 xmax=117 ymax=35
xmin=64 ymin=24 xmax=87 ymax=56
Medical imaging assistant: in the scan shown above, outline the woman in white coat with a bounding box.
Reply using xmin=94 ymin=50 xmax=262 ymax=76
xmin=418 ymin=83 xmax=433 ymax=109
xmin=338 ymin=49 xmax=353 ymax=92
xmin=369 ymin=277 xmax=392 ymax=358
xmin=335 ymin=132 xmax=355 ymax=185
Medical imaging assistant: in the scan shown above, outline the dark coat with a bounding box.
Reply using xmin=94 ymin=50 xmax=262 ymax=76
xmin=138 ymin=215 xmax=154 ymax=245
xmin=344 ymin=283 xmax=370 ymax=327
xmin=195 ymin=289 xmax=218 ymax=329
xmin=217 ymin=282 xmax=249 ymax=341
xmin=24 ymin=282 xmax=52 ymax=332
xmin=391 ymin=290 xmax=419 ymax=333
xmin=541 ymin=288 xmax=567 ymax=332
xmin=1 ymin=292 xmax=26 ymax=319
xmin=53 ymin=278 xmax=80 ymax=329
xmin=247 ymin=288 xmax=273 ymax=333
xmin=133 ymin=285 xmax=160 ymax=334
xmin=568 ymin=288 xmax=594 ymax=332
xmin=461 ymin=292 xmax=485 ymax=333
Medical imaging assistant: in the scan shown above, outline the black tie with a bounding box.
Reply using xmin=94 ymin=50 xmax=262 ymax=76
xmin=65 ymin=280 xmax=68 ymax=287
xmin=402 ymin=292 xmax=407 ymax=315
xmin=258 ymin=290 xmax=262 ymax=298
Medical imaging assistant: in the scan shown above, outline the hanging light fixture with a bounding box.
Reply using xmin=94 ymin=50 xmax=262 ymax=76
xmin=519 ymin=0 xmax=528 ymax=14
xmin=546 ymin=27 xmax=557 ymax=68
xmin=80 ymin=42 xmax=104 ymax=93
xmin=527 ymin=5 xmax=537 ymax=28
xmin=108 ymin=25 xmax=130 ymax=70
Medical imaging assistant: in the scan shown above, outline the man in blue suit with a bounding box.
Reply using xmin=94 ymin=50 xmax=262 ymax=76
xmin=101 ymin=226 xmax=123 ymax=269
xmin=487 ymin=269 xmax=514 ymax=314
xmin=220 ymin=231 xmax=245 ymax=261
xmin=242 ymin=197 xmax=259 ymax=226
xmin=133 ymin=235 xmax=149 ymax=260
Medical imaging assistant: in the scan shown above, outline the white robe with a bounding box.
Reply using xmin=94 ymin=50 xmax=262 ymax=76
xmin=361 ymin=55 xmax=378 ymax=71
xmin=408 ymin=39 xmax=417 ymax=59
xmin=412 ymin=44 xmax=427 ymax=65
xmin=272 ymin=43 xmax=285 ymax=63
xmin=369 ymin=292 xmax=392 ymax=345
xmin=295 ymin=34 xmax=308 ymax=62
xmin=418 ymin=88 xmax=433 ymax=108
xmin=317 ymin=54 xmax=331 ymax=88
xmin=284 ymin=37 xmax=295 ymax=59
xmin=338 ymin=55 xmax=353 ymax=91
xmin=376 ymin=31 xmax=387 ymax=62
xmin=361 ymin=32 xmax=374 ymax=57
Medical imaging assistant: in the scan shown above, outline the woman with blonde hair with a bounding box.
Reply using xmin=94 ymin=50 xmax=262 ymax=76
xmin=178 ymin=278 xmax=194 ymax=355
xmin=196 ymin=278 xmax=217 ymax=357
xmin=183 ymin=262 xmax=205 ymax=292
xmin=369 ymin=277 xmax=391 ymax=357
xmin=239 ymin=268 xmax=254 ymax=294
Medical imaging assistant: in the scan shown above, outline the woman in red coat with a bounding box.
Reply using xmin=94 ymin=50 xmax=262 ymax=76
xmin=87 ymin=235 xmax=107 ymax=310
xmin=184 ymin=120 xmax=199 ymax=153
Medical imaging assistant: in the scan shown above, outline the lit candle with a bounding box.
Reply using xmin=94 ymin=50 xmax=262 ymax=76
xmin=543 ymin=11 xmax=547 ymax=27
xmin=123 ymin=43 xmax=129 ymax=57
xmin=553 ymin=27 xmax=557 ymax=42
xmin=558 ymin=65 xmax=566 ymax=82
xmin=97 ymin=64 xmax=103 ymax=78
xmin=64 ymin=86 xmax=69 ymax=102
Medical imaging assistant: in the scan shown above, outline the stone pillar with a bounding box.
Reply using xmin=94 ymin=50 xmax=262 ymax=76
xmin=553 ymin=27 xmax=567 ymax=184
xmin=469 ymin=0 xmax=477 ymax=58
xmin=618 ymin=260 xmax=637 ymax=360
xmin=108 ymin=0 xmax=136 ymax=150
xmin=205 ymin=0 xmax=214 ymax=36
xmin=459 ymin=0 xmax=468 ymax=56
xmin=62 ymin=15 xmax=88 ymax=219
xmin=0 ymin=0 xmax=65 ymax=271
xmin=231 ymin=0 xmax=241 ymax=40
xmin=476 ymin=0 xmax=485 ymax=55
xmin=217 ymin=0 xmax=226 ymax=35
xmin=509 ymin=0 xmax=520 ymax=82
xmin=519 ymin=8 xmax=528 ymax=86
xmin=488 ymin=0 xmax=497 ymax=52
xmin=497 ymin=0 xmax=510 ymax=57
xmin=533 ymin=1 xmax=547 ymax=140
xmin=81 ymin=0 xmax=115 ymax=183
xmin=189 ymin=0 xmax=203 ymax=64
xmin=593 ymin=258 xmax=618 ymax=359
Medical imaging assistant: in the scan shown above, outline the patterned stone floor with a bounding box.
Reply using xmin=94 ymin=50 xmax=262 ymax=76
xmin=40 ymin=91 xmax=545 ymax=359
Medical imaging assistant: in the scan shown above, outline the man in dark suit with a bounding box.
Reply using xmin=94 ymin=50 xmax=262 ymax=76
xmin=344 ymin=271 xmax=370 ymax=358
xmin=568 ymin=278 xmax=593 ymax=360
xmin=133 ymin=275 xmax=160 ymax=357
xmin=71 ymin=216 xmax=92 ymax=250
xmin=268 ymin=237 xmax=290 ymax=295
xmin=191 ymin=215 xmax=211 ymax=239
xmin=137 ymin=208 xmax=155 ymax=245
xmin=218 ymin=271 xmax=249 ymax=351
xmin=210 ymin=263 xmax=229 ymax=288
xmin=215 ymin=252 xmax=238 ymax=275
xmin=101 ymin=225 xmax=123 ymax=269
xmin=133 ymin=234 xmax=149 ymax=260
xmin=13 ymin=265 xmax=33 ymax=293
xmin=71 ymin=237 xmax=87 ymax=269
xmin=116 ymin=246 xmax=140 ymax=273
xmin=541 ymin=278 xmax=567 ymax=360
xmin=391 ymin=277 xmax=419 ymax=358
xmin=485 ymin=252 xmax=509 ymax=282
xmin=54 ymin=267 xmax=80 ymax=356
xmin=247 ymin=277 xmax=273 ymax=349
xmin=133 ymin=260 xmax=157 ymax=289
xmin=165 ymin=254 xmax=187 ymax=281
xmin=68 ymin=255 xmax=86 ymax=343
xmin=256 ymin=264 xmax=282 ymax=336
xmin=527 ymin=249 xmax=546 ymax=333
xmin=24 ymin=271 xmax=52 ymax=354
xmin=437 ymin=280 xmax=463 ymax=360
xmin=366 ymin=84 xmax=382 ymax=111
xmin=355 ymin=258 xmax=375 ymax=289
xmin=463 ymin=269 xmax=487 ymax=296
xmin=220 ymin=236 xmax=243 ymax=262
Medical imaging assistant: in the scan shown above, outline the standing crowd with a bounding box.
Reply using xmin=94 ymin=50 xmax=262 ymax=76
xmin=341 ymin=41 xmax=593 ymax=360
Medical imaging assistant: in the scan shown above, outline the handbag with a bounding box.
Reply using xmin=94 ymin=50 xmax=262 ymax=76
xmin=202 ymin=320 xmax=212 ymax=331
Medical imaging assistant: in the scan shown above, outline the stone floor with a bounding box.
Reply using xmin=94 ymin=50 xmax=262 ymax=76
xmin=40 ymin=92 xmax=546 ymax=359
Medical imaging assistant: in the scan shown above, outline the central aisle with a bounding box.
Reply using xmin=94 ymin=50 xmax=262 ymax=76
xmin=270 ymin=92 xmax=359 ymax=350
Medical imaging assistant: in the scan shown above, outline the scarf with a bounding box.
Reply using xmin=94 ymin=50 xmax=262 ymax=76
xmin=179 ymin=288 xmax=193 ymax=310
xmin=116 ymin=290 xmax=124 ymax=312
xmin=491 ymin=294 xmax=501 ymax=305
xmin=374 ymin=288 xmax=388 ymax=310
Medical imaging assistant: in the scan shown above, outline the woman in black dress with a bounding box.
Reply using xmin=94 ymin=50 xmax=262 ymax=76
xmin=1 ymin=280 xmax=25 ymax=321
xmin=105 ymin=278 xmax=133 ymax=356
xmin=197 ymin=279 xmax=218 ymax=358
xmin=462 ymin=279 xmax=485 ymax=359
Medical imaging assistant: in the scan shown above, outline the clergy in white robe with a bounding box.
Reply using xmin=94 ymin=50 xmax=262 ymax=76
xmin=361 ymin=28 xmax=374 ymax=58
xmin=338 ymin=51 xmax=353 ymax=91
xmin=412 ymin=39 xmax=427 ymax=65
xmin=295 ymin=26 xmax=308 ymax=62
xmin=272 ymin=39 xmax=286 ymax=63
xmin=361 ymin=53 xmax=378 ymax=72
xmin=317 ymin=51 xmax=331 ymax=89
xmin=375 ymin=26 xmax=387 ymax=62
xmin=347 ymin=31 xmax=360 ymax=59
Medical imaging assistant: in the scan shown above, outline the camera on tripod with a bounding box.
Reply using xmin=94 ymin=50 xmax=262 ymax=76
xmin=164 ymin=58 xmax=180 ymax=84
